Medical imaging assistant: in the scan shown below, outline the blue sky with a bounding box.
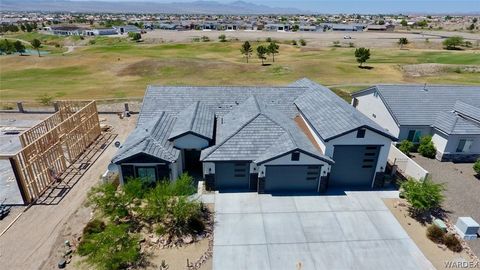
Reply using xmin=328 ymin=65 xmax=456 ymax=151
xmin=78 ymin=0 xmax=480 ymax=14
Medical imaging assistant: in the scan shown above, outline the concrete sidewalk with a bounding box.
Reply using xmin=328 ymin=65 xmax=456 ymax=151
xmin=212 ymin=191 xmax=435 ymax=270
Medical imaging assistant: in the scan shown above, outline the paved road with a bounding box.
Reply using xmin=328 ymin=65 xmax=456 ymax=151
xmin=212 ymin=191 xmax=434 ymax=270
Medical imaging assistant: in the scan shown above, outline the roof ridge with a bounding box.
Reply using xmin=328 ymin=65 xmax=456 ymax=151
xmin=261 ymin=112 xmax=297 ymax=147
xmin=189 ymin=101 xmax=200 ymax=131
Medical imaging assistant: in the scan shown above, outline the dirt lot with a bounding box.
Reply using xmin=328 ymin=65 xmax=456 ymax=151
xmin=384 ymin=198 xmax=476 ymax=270
xmin=0 ymin=113 xmax=138 ymax=270
xmin=413 ymin=155 xmax=480 ymax=258
xmin=144 ymin=29 xmax=480 ymax=49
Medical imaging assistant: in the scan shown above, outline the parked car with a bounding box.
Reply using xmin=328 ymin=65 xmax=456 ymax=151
xmin=343 ymin=35 xmax=352 ymax=39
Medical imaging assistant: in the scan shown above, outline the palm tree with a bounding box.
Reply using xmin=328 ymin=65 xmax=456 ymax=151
xmin=256 ymin=45 xmax=268 ymax=66
xmin=267 ymin=42 xmax=279 ymax=62
xmin=240 ymin=41 xmax=253 ymax=63
xmin=31 ymin=39 xmax=41 ymax=57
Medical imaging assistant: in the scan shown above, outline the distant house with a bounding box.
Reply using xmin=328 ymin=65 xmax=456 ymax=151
xmin=85 ymin=28 xmax=117 ymax=36
xmin=45 ymin=26 xmax=87 ymax=36
xmin=111 ymin=79 xmax=396 ymax=193
xmin=322 ymin=23 xmax=366 ymax=32
xmin=265 ymin=23 xmax=290 ymax=32
xmin=352 ymin=85 xmax=480 ymax=162
xmin=299 ymin=25 xmax=318 ymax=32
xmin=114 ymin=25 xmax=141 ymax=35
xmin=366 ymin=24 xmax=395 ymax=32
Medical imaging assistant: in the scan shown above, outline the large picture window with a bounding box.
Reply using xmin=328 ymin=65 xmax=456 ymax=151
xmin=136 ymin=166 xmax=157 ymax=184
xmin=407 ymin=130 xmax=422 ymax=143
xmin=456 ymin=139 xmax=473 ymax=153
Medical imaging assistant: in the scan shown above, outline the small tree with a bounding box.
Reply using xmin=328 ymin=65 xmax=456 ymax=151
xmin=354 ymin=47 xmax=370 ymax=67
xmin=473 ymin=159 xmax=480 ymax=176
xmin=218 ymin=34 xmax=226 ymax=42
xmin=13 ymin=40 xmax=26 ymax=55
xmin=266 ymin=37 xmax=272 ymax=42
xmin=418 ymin=136 xmax=436 ymax=158
xmin=401 ymin=178 xmax=445 ymax=218
xmin=400 ymin=19 xmax=408 ymax=27
xmin=291 ymin=40 xmax=297 ymax=46
xmin=267 ymin=42 xmax=279 ymax=62
xmin=0 ymin=39 xmax=15 ymax=55
xmin=240 ymin=41 xmax=253 ymax=63
xmin=299 ymin=39 xmax=306 ymax=46
xmin=398 ymin=37 xmax=409 ymax=49
xmin=77 ymin=224 xmax=141 ymax=270
xmin=131 ymin=33 xmax=142 ymax=42
xmin=398 ymin=140 xmax=414 ymax=156
xmin=443 ymin=36 xmax=464 ymax=50
xmin=30 ymin=38 xmax=41 ymax=57
xmin=256 ymin=45 xmax=267 ymax=66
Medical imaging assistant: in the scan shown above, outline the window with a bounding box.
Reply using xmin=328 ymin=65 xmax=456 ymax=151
xmin=456 ymin=139 xmax=473 ymax=153
xmin=234 ymin=163 xmax=247 ymax=177
xmin=136 ymin=167 xmax=156 ymax=184
xmin=407 ymin=130 xmax=422 ymax=143
xmin=357 ymin=128 xmax=366 ymax=138
xmin=291 ymin=152 xmax=300 ymax=161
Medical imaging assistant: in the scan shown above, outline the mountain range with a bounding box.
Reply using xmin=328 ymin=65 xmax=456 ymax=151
xmin=0 ymin=0 xmax=306 ymax=14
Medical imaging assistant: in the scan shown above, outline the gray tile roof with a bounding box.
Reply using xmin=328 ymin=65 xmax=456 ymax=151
xmin=433 ymin=111 xmax=480 ymax=135
xmin=138 ymin=85 xmax=308 ymax=126
xmin=292 ymin=78 xmax=396 ymax=141
xmin=453 ymin=101 xmax=480 ymax=122
xmin=200 ymin=96 xmax=333 ymax=164
xmin=169 ymin=101 xmax=215 ymax=141
xmin=112 ymin=112 xmax=179 ymax=164
xmin=357 ymin=85 xmax=480 ymax=126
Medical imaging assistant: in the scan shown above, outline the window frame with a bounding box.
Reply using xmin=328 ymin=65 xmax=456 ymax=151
xmin=407 ymin=130 xmax=422 ymax=143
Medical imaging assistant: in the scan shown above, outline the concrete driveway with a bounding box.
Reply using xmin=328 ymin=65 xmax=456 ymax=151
xmin=212 ymin=191 xmax=435 ymax=270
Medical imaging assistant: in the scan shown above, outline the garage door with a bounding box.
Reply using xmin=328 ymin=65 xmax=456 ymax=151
xmin=329 ymin=145 xmax=380 ymax=187
xmin=265 ymin=165 xmax=321 ymax=193
xmin=215 ymin=162 xmax=250 ymax=190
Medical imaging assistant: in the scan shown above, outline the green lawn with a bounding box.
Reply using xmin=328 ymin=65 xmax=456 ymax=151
xmin=0 ymin=41 xmax=479 ymax=103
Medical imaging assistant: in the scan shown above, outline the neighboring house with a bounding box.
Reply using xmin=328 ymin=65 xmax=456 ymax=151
xmin=84 ymin=28 xmax=117 ymax=36
xmin=265 ymin=23 xmax=290 ymax=32
xmin=299 ymin=25 xmax=318 ymax=32
xmin=111 ymin=79 xmax=395 ymax=193
xmin=352 ymin=85 xmax=480 ymax=162
xmin=114 ymin=25 xmax=141 ymax=35
xmin=366 ymin=24 xmax=395 ymax=31
xmin=45 ymin=26 xmax=87 ymax=36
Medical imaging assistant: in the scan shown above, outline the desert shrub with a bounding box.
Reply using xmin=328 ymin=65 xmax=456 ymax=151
xmin=299 ymin=39 xmax=306 ymax=46
xmin=78 ymin=224 xmax=140 ymax=270
xmin=426 ymin=224 xmax=445 ymax=243
xmin=266 ymin=37 xmax=272 ymax=42
xmin=218 ymin=34 xmax=226 ymax=42
xmin=349 ymin=42 xmax=355 ymax=48
xmin=473 ymin=159 xmax=480 ymax=175
xmin=398 ymin=140 xmax=414 ymax=156
xmin=86 ymin=178 xmax=147 ymax=222
xmin=418 ymin=136 xmax=436 ymax=158
xmin=291 ymin=40 xmax=297 ymax=46
xmin=201 ymin=36 xmax=210 ymax=42
xmin=401 ymin=178 xmax=444 ymax=217
xmin=332 ymin=40 xmax=341 ymax=47
xmin=83 ymin=219 xmax=106 ymax=235
xmin=444 ymin=234 xmax=463 ymax=252
xmin=171 ymin=173 xmax=196 ymax=195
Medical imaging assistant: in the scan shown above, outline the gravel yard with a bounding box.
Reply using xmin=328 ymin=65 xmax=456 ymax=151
xmin=412 ymin=155 xmax=480 ymax=257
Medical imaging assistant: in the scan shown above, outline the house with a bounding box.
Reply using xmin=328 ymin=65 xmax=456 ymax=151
xmin=351 ymin=85 xmax=480 ymax=162
xmin=265 ymin=23 xmax=290 ymax=32
xmin=113 ymin=25 xmax=141 ymax=35
xmin=111 ymin=79 xmax=396 ymax=193
xmin=84 ymin=28 xmax=117 ymax=36
xmin=45 ymin=26 xmax=87 ymax=36
xmin=366 ymin=24 xmax=395 ymax=32
xmin=299 ymin=25 xmax=318 ymax=32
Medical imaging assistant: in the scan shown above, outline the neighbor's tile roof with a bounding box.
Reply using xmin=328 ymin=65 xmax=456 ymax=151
xmin=362 ymin=85 xmax=480 ymax=126
xmin=292 ymin=78 xmax=396 ymax=141
xmin=433 ymin=111 xmax=480 ymax=135
xmin=138 ymin=86 xmax=308 ymax=126
xmin=169 ymin=101 xmax=215 ymax=140
xmin=112 ymin=112 xmax=179 ymax=164
xmin=200 ymin=96 xmax=333 ymax=164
